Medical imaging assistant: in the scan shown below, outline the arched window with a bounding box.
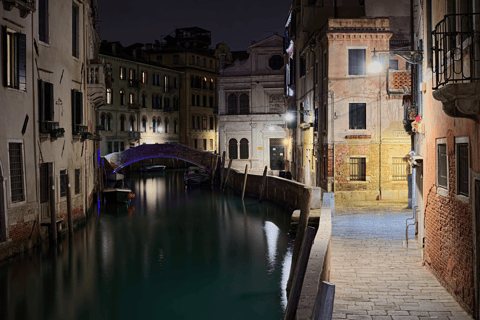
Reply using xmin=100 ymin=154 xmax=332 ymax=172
xmin=120 ymin=90 xmax=125 ymax=105
xmin=106 ymin=88 xmax=112 ymax=104
xmin=240 ymin=93 xmax=249 ymax=114
xmin=142 ymin=93 xmax=147 ymax=108
xmin=164 ymin=118 xmax=169 ymax=133
xmin=142 ymin=117 xmax=147 ymax=133
xmin=130 ymin=116 xmax=135 ymax=131
xmin=152 ymin=94 xmax=157 ymax=109
xmin=106 ymin=114 xmax=112 ymax=131
xmin=152 ymin=118 xmax=156 ymax=133
xmin=227 ymin=94 xmax=237 ymax=115
xmin=229 ymin=139 xmax=238 ymax=159
xmin=157 ymin=96 xmax=162 ymax=109
xmin=164 ymin=97 xmax=170 ymax=110
xmin=157 ymin=119 xmax=161 ymax=133
xmin=190 ymin=75 xmax=195 ymax=88
xmin=120 ymin=115 xmax=125 ymax=131
xmin=210 ymin=79 xmax=214 ymax=90
xmin=174 ymin=119 xmax=178 ymax=134
xmin=100 ymin=113 xmax=105 ymax=128
xmin=203 ymin=77 xmax=207 ymax=89
xmin=129 ymin=93 xmax=134 ymax=105
xmin=240 ymin=138 xmax=249 ymax=159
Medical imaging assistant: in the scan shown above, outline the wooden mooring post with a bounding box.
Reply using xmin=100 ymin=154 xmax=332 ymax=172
xmin=287 ymin=187 xmax=313 ymax=293
xmin=283 ymin=226 xmax=316 ymax=320
xmin=312 ymin=281 xmax=336 ymax=320
xmin=66 ymin=173 xmax=73 ymax=235
xmin=241 ymin=164 xmax=248 ymax=200
xmin=258 ymin=166 xmax=268 ymax=202
xmin=222 ymin=159 xmax=233 ymax=193
xmin=49 ymin=176 xmax=57 ymax=245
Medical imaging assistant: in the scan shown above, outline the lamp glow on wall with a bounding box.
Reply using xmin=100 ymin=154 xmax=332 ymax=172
xmin=367 ymin=49 xmax=384 ymax=74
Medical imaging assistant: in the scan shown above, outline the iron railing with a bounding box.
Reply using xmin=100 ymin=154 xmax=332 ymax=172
xmin=432 ymin=13 xmax=480 ymax=90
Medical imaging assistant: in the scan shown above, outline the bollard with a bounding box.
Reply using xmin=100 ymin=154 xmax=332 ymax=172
xmin=222 ymin=159 xmax=233 ymax=193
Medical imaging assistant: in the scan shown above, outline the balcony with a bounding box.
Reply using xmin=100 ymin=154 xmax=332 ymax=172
xmin=73 ymin=124 xmax=88 ymax=135
xmin=128 ymin=103 xmax=141 ymax=110
xmin=432 ymin=13 xmax=480 ymax=119
xmin=3 ymin=0 xmax=35 ymax=18
xmin=87 ymin=64 xmax=106 ymax=108
xmin=128 ymin=131 xmax=141 ymax=140
xmin=40 ymin=121 xmax=64 ymax=138
xmin=128 ymin=79 xmax=142 ymax=89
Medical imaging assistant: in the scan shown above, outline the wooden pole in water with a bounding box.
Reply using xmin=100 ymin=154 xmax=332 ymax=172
xmin=258 ymin=166 xmax=268 ymax=202
xmin=284 ymin=226 xmax=316 ymax=320
xmin=210 ymin=155 xmax=217 ymax=185
xmin=241 ymin=164 xmax=249 ymax=200
xmin=286 ymin=187 xmax=313 ymax=293
xmin=66 ymin=173 xmax=73 ymax=235
xmin=49 ymin=176 xmax=57 ymax=245
xmin=222 ymin=159 xmax=232 ymax=193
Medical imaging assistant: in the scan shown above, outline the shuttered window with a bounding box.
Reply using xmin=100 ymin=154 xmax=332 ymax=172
xmin=348 ymin=49 xmax=366 ymax=75
xmin=39 ymin=0 xmax=49 ymax=43
xmin=75 ymin=168 xmax=80 ymax=194
xmin=9 ymin=143 xmax=25 ymax=203
xmin=3 ymin=27 xmax=26 ymax=91
xmin=229 ymin=139 xmax=238 ymax=159
xmin=349 ymin=103 xmax=366 ymax=129
xmin=72 ymin=3 xmax=79 ymax=58
xmin=350 ymin=157 xmax=366 ymax=181
xmin=240 ymin=94 xmax=249 ymax=114
xmin=60 ymin=170 xmax=67 ymax=198
xmin=227 ymin=94 xmax=237 ymax=115
xmin=38 ymin=80 xmax=54 ymax=133
xmin=457 ymin=143 xmax=469 ymax=196
xmin=393 ymin=157 xmax=410 ymax=181
xmin=40 ymin=162 xmax=52 ymax=203
xmin=437 ymin=143 xmax=448 ymax=189
xmin=71 ymin=89 xmax=83 ymax=134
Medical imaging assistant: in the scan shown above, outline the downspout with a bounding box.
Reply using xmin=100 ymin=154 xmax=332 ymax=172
xmin=328 ymin=89 xmax=334 ymax=192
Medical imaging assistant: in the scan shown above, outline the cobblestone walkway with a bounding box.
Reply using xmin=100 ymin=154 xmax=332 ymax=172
xmin=330 ymin=207 xmax=472 ymax=320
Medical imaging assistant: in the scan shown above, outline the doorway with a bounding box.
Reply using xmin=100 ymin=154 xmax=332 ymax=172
xmin=269 ymin=138 xmax=285 ymax=171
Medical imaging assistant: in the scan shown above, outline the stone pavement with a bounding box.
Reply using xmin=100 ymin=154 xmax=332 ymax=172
xmin=330 ymin=201 xmax=472 ymax=320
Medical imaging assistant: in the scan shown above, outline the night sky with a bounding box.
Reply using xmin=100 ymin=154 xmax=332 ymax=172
xmin=97 ymin=0 xmax=292 ymax=51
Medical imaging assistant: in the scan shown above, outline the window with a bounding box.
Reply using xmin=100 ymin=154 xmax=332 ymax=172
xmin=191 ymin=75 xmax=195 ymax=88
xmin=71 ymin=89 xmax=83 ymax=134
xmin=227 ymin=94 xmax=237 ymax=114
xmin=157 ymin=95 xmax=162 ymax=109
xmin=39 ymin=0 xmax=49 ymax=43
xmin=196 ymin=116 xmax=200 ymax=129
xmin=106 ymin=114 xmax=111 ymax=131
xmin=129 ymin=69 xmax=135 ymax=80
xmin=196 ymin=95 xmax=200 ymax=106
xmin=203 ymin=77 xmax=207 ymax=89
xmin=106 ymin=88 xmax=112 ymax=104
xmin=39 ymin=162 xmax=52 ymax=204
xmin=3 ymin=27 xmax=26 ymax=90
xmin=191 ymin=116 xmax=195 ymax=129
xmin=164 ymin=119 xmax=168 ymax=133
xmin=75 ymin=169 xmax=80 ymax=194
xmin=269 ymin=55 xmax=284 ymax=70
xmin=202 ymin=116 xmax=207 ymax=130
xmin=209 ymin=117 xmax=214 ymax=130
xmin=164 ymin=97 xmax=170 ymax=110
xmin=100 ymin=114 xmax=105 ymax=128
xmin=129 ymin=93 xmax=134 ymax=104
xmin=142 ymin=118 xmax=146 ymax=133
xmin=210 ymin=60 xmax=213 ymax=68
xmin=350 ymin=157 xmax=366 ymax=181
xmin=196 ymin=57 xmax=200 ymax=65
xmin=129 ymin=117 xmax=135 ymax=131
xmin=210 ymin=79 xmax=214 ymax=90
xmin=229 ymin=139 xmax=238 ymax=159
xmin=457 ymin=142 xmax=469 ymax=196
xmin=173 ymin=97 xmax=179 ymax=111
xmin=392 ymin=157 xmax=410 ymax=181
xmin=203 ymin=139 xmax=207 ymax=150
xmin=119 ymin=67 xmax=125 ymax=80
xmin=209 ymin=96 xmax=213 ymax=108
xmin=194 ymin=139 xmax=198 ymax=149
xmin=349 ymin=103 xmax=366 ymax=129
xmin=107 ymin=141 xmax=112 ymax=153
xmin=437 ymin=143 xmax=448 ymax=189
xmin=300 ymin=56 xmax=306 ymax=77
xmin=174 ymin=120 xmax=178 ymax=134
xmin=152 ymin=118 xmax=156 ymax=133
xmin=114 ymin=141 xmax=119 ymax=152
xmin=348 ymin=49 xmax=366 ymax=75
xmin=120 ymin=115 xmax=125 ymax=131
xmin=239 ymin=94 xmax=249 ymax=114
xmin=210 ymin=139 xmax=213 ymax=150
xmin=240 ymin=139 xmax=249 ymax=159
xmin=203 ymin=95 xmax=206 ymax=107
xmin=120 ymin=90 xmax=125 ymax=105
xmin=173 ymin=55 xmax=179 ymax=64
xmin=120 ymin=142 xmax=125 ymax=151
xmin=157 ymin=119 xmax=161 ymax=133
xmin=9 ymin=143 xmax=24 ymax=202
xmin=38 ymin=80 xmax=54 ymax=133
xmin=164 ymin=75 xmax=168 ymax=92
xmin=195 ymin=76 xmax=200 ymax=88
xmin=389 ymin=59 xmax=398 ymax=70
xmin=191 ymin=55 xmax=195 ymax=64
xmin=192 ymin=94 xmax=196 ymax=106
xmin=60 ymin=169 xmax=67 ymax=197
xmin=203 ymin=58 xmax=206 ymax=67
xmin=142 ymin=93 xmax=146 ymax=108
xmin=142 ymin=71 xmax=147 ymax=84
xmin=72 ymin=3 xmax=79 ymax=58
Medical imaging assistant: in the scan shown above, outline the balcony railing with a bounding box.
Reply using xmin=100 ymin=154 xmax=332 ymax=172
xmin=73 ymin=124 xmax=88 ymax=135
xmin=128 ymin=131 xmax=141 ymax=140
xmin=40 ymin=121 xmax=65 ymax=138
xmin=432 ymin=13 xmax=480 ymax=90
xmin=128 ymin=103 xmax=141 ymax=110
xmin=3 ymin=0 xmax=36 ymax=18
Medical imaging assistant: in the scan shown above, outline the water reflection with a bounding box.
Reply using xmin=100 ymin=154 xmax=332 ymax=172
xmin=0 ymin=170 xmax=293 ymax=320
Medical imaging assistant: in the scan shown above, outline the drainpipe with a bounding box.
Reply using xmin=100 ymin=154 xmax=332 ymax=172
xmin=328 ymin=90 xmax=334 ymax=192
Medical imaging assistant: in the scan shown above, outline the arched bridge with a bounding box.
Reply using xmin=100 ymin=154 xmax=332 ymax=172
xmin=103 ymin=143 xmax=218 ymax=174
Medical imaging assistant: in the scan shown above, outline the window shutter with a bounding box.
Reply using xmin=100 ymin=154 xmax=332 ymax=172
xmin=2 ymin=26 xmax=8 ymax=87
xmin=71 ymin=89 xmax=77 ymax=130
xmin=76 ymin=91 xmax=83 ymax=124
xmin=437 ymin=144 xmax=448 ymax=188
xmin=18 ymin=32 xmax=26 ymax=91
xmin=38 ymin=80 xmax=45 ymax=123
xmin=349 ymin=103 xmax=356 ymax=129
xmin=458 ymin=144 xmax=469 ymax=196
xmin=359 ymin=104 xmax=366 ymax=129
xmin=45 ymin=81 xmax=54 ymax=121
xmin=39 ymin=0 xmax=49 ymax=43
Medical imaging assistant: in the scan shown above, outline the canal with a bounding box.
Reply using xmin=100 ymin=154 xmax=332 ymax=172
xmin=0 ymin=169 xmax=294 ymax=320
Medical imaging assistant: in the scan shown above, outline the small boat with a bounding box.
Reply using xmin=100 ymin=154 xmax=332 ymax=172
xmin=103 ymin=188 xmax=133 ymax=203
xmin=184 ymin=167 xmax=211 ymax=186
xmin=140 ymin=165 xmax=166 ymax=172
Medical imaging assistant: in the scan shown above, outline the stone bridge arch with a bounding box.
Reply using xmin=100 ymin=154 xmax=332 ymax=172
xmin=102 ymin=143 xmax=218 ymax=174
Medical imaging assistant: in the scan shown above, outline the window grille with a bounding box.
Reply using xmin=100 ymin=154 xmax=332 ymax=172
xmin=392 ymin=157 xmax=410 ymax=181
xmin=239 ymin=94 xmax=249 ymax=114
xmin=457 ymin=143 xmax=469 ymax=196
xmin=9 ymin=143 xmax=24 ymax=202
xmin=240 ymin=139 xmax=249 ymax=159
xmin=350 ymin=157 xmax=366 ymax=181
xmin=75 ymin=169 xmax=80 ymax=194
xmin=229 ymin=139 xmax=238 ymax=159
xmin=437 ymin=144 xmax=448 ymax=189
xmin=60 ymin=170 xmax=67 ymax=198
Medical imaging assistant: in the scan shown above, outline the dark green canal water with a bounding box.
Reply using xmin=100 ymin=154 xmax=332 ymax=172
xmin=0 ymin=170 xmax=294 ymax=320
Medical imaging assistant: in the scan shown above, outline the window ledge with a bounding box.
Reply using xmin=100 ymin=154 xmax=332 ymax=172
xmin=437 ymin=186 xmax=449 ymax=198
xmin=456 ymin=194 xmax=469 ymax=204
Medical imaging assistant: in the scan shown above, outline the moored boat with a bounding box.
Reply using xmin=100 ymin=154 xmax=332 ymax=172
xmin=184 ymin=167 xmax=211 ymax=186
xmin=140 ymin=165 xmax=166 ymax=172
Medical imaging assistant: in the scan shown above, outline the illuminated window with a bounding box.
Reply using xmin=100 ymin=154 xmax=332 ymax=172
xmin=106 ymin=88 xmax=112 ymax=104
xmin=142 ymin=71 xmax=147 ymax=84
xmin=120 ymin=90 xmax=125 ymax=105
xmin=129 ymin=69 xmax=135 ymax=80
xmin=129 ymin=93 xmax=134 ymax=104
xmin=4 ymin=28 xmax=26 ymax=90
xmin=119 ymin=67 xmax=125 ymax=80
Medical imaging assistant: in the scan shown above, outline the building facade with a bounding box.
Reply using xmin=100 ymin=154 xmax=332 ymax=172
xmin=98 ymin=42 xmax=182 ymax=156
xmin=217 ymin=35 xmax=287 ymax=174
xmin=411 ymin=0 xmax=480 ymax=316
xmin=145 ymin=27 xmax=218 ymax=153
xmin=1 ymin=0 xmax=101 ymax=259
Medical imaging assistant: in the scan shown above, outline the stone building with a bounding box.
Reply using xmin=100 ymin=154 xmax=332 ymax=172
xmin=410 ymin=0 xmax=480 ymax=316
xmin=217 ymin=35 xmax=287 ymax=174
xmin=145 ymin=27 xmax=218 ymax=153
xmin=98 ymin=42 xmax=182 ymax=156
xmin=0 ymin=0 xmax=101 ymax=259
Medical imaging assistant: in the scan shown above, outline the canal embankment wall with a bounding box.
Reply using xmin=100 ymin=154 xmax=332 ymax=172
xmin=223 ymin=168 xmax=333 ymax=318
